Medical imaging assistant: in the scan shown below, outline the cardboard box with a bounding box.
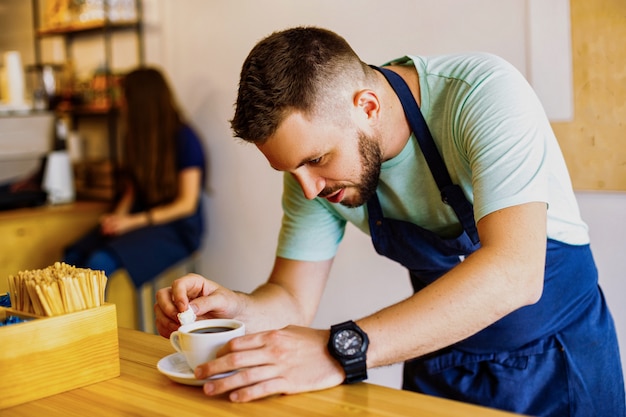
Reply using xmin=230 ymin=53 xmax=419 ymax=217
xmin=0 ymin=303 xmax=120 ymax=409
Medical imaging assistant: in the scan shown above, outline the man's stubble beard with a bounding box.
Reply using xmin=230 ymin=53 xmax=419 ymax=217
xmin=340 ymin=131 xmax=383 ymax=208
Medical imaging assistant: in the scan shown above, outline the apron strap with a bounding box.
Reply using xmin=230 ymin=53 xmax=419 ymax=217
xmin=371 ymin=65 xmax=452 ymax=190
xmin=371 ymin=65 xmax=479 ymax=244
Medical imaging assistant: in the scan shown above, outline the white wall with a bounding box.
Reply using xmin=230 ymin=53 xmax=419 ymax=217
xmin=141 ymin=0 xmax=626 ymax=389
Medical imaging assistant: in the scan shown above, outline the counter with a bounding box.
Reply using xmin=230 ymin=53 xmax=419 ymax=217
xmin=0 ymin=201 xmax=109 ymax=294
xmin=1 ymin=327 xmax=524 ymax=416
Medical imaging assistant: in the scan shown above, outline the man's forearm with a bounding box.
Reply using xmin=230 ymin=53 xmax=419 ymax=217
xmin=234 ymin=282 xmax=311 ymax=333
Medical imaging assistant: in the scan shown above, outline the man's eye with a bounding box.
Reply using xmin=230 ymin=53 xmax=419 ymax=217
xmin=309 ymin=157 xmax=322 ymax=165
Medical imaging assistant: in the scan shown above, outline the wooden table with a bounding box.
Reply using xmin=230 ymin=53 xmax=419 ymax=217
xmin=1 ymin=328 xmax=523 ymax=416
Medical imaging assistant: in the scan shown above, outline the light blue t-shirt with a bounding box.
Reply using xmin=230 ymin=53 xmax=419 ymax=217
xmin=277 ymin=53 xmax=589 ymax=262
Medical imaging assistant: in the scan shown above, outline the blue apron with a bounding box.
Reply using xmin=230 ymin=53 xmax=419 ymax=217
xmin=368 ymin=66 xmax=625 ymax=417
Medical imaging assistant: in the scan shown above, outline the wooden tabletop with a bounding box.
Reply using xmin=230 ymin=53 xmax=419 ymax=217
xmin=1 ymin=327 xmax=523 ymax=416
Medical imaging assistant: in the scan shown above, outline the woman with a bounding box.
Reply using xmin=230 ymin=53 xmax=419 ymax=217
xmin=64 ymin=67 xmax=206 ymax=288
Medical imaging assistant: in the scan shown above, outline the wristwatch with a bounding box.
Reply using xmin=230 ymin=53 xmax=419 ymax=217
xmin=328 ymin=320 xmax=369 ymax=384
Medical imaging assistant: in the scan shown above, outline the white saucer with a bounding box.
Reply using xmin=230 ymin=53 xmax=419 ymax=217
xmin=157 ymin=352 xmax=236 ymax=387
xmin=157 ymin=352 xmax=208 ymax=386
xmin=157 ymin=352 xmax=234 ymax=386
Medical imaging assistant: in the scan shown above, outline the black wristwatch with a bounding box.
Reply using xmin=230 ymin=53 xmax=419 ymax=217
xmin=328 ymin=320 xmax=369 ymax=384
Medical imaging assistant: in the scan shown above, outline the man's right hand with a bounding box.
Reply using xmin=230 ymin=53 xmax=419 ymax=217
xmin=154 ymin=274 xmax=245 ymax=337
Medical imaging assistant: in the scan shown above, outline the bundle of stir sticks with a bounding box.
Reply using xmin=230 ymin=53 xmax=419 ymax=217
xmin=7 ymin=262 xmax=107 ymax=316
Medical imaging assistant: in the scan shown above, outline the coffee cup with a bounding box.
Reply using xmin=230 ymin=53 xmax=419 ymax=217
xmin=170 ymin=319 xmax=245 ymax=370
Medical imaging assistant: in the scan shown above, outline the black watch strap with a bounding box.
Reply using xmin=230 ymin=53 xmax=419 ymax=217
xmin=342 ymin=354 xmax=368 ymax=384
xmin=329 ymin=321 xmax=369 ymax=384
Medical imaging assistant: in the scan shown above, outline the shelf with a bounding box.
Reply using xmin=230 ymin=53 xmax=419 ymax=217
xmin=37 ymin=19 xmax=140 ymax=37
xmin=56 ymin=104 xmax=120 ymax=116
xmin=75 ymin=187 xmax=115 ymax=201
xmin=31 ymin=0 xmax=143 ymax=204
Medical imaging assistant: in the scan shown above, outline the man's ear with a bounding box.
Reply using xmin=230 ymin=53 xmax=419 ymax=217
xmin=353 ymin=90 xmax=380 ymax=123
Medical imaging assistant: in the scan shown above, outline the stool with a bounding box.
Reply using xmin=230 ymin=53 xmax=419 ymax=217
xmin=106 ymin=253 xmax=199 ymax=333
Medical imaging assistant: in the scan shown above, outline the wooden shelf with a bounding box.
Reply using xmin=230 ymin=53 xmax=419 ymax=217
xmin=56 ymin=104 xmax=120 ymax=116
xmin=31 ymin=0 xmax=143 ymax=204
xmin=37 ymin=19 xmax=140 ymax=37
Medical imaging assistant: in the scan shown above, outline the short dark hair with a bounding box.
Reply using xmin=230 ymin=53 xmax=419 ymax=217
xmin=230 ymin=26 xmax=370 ymax=143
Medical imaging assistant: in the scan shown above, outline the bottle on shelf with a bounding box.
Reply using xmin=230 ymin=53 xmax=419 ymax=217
xmin=42 ymin=116 xmax=75 ymax=205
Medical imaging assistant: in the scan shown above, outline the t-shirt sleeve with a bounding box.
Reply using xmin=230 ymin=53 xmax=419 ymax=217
xmin=454 ymin=57 xmax=550 ymax=222
xmin=276 ymin=173 xmax=346 ymax=261
xmin=177 ymin=124 xmax=206 ymax=171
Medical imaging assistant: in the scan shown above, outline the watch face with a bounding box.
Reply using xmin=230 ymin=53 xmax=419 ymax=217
xmin=334 ymin=329 xmax=363 ymax=356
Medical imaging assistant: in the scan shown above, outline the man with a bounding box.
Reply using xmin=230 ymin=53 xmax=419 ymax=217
xmin=155 ymin=27 xmax=625 ymax=416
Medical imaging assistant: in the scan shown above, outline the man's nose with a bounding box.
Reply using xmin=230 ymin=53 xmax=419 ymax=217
xmin=293 ymin=171 xmax=324 ymax=200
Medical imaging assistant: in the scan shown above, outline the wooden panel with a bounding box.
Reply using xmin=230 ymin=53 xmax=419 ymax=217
xmin=551 ymin=0 xmax=626 ymax=191
xmin=0 ymin=202 xmax=108 ymax=294
xmin=0 ymin=304 xmax=119 ymax=409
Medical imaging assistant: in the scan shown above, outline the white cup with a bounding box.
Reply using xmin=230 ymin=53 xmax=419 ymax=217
xmin=170 ymin=319 xmax=245 ymax=370
xmin=3 ymin=51 xmax=25 ymax=105
xmin=43 ymin=150 xmax=75 ymax=204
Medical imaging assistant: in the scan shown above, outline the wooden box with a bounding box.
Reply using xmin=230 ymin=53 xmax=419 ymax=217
xmin=0 ymin=303 xmax=120 ymax=409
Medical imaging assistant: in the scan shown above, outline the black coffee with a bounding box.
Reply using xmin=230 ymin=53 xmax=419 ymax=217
xmin=189 ymin=326 xmax=235 ymax=334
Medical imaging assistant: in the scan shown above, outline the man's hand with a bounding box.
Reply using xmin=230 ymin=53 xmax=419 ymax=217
xmin=154 ymin=274 xmax=245 ymax=337
xmin=194 ymin=325 xmax=345 ymax=402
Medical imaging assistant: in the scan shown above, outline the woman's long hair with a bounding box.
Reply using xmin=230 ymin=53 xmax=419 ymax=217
xmin=121 ymin=67 xmax=181 ymax=208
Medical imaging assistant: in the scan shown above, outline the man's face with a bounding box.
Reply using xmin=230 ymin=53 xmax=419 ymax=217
xmin=257 ymin=111 xmax=382 ymax=208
